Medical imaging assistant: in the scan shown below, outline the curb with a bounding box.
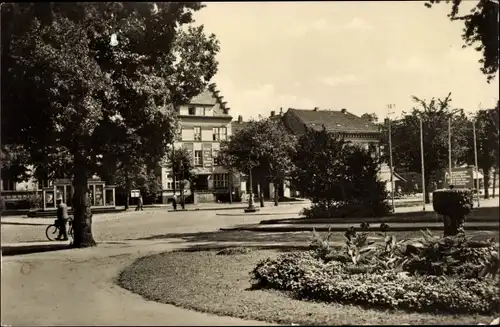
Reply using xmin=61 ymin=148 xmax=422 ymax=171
xmin=220 ymin=223 xmax=500 ymax=233
xmin=1 ymin=242 xmax=72 ymax=257
xmin=216 ymin=212 xmax=302 ymax=217
xmin=166 ymin=201 xmax=309 ymax=213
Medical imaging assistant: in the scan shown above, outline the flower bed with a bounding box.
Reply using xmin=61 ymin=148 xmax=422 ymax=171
xmin=250 ymin=226 xmax=500 ymax=315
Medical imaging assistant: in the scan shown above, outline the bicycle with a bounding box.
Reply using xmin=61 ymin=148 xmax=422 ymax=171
xmin=45 ymin=217 xmax=74 ymax=241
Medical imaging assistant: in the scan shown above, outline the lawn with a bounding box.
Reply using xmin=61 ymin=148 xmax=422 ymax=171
xmin=118 ymin=244 xmax=498 ymax=325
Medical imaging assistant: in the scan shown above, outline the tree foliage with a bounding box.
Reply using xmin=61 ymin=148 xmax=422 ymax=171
xmin=291 ymin=127 xmax=390 ymax=218
xmin=218 ymin=118 xmax=296 ymax=204
xmin=425 ymin=0 xmax=499 ymax=82
xmin=361 ymin=113 xmax=379 ymax=124
xmin=166 ymin=146 xmax=195 ymax=188
xmin=465 ymin=105 xmax=500 ymax=197
xmin=1 ymin=2 xmax=219 ymax=247
xmin=379 ymin=93 xmax=470 ymax=202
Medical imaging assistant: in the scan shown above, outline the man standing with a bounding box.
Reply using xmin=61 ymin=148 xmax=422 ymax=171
xmin=56 ymin=197 xmax=69 ymax=241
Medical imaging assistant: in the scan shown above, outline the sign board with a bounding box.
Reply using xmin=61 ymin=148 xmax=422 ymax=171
xmin=446 ymin=167 xmax=480 ymax=189
xmin=130 ymin=189 xmax=141 ymax=198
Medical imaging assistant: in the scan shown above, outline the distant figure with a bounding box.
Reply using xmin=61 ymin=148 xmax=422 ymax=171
xmin=56 ymin=197 xmax=69 ymax=241
xmin=135 ymin=195 xmax=144 ymax=211
xmin=172 ymin=194 xmax=178 ymax=210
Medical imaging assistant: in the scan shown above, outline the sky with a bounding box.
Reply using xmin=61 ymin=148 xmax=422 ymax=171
xmin=192 ymin=1 xmax=499 ymax=121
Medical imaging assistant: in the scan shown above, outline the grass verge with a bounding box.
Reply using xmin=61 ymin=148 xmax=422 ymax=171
xmin=117 ymin=247 xmax=497 ymax=325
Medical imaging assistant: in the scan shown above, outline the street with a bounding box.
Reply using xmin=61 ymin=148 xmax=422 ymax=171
xmin=1 ymin=202 xmax=310 ymax=244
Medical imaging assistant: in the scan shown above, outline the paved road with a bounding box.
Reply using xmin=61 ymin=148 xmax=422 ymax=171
xmin=1 ymin=240 xmax=277 ymax=326
xmin=1 ymin=202 xmax=310 ymax=244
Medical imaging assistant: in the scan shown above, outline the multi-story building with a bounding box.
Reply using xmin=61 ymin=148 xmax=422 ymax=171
xmin=159 ymin=83 xmax=237 ymax=204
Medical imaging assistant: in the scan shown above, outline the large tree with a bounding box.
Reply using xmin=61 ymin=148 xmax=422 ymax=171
xmin=425 ymin=0 xmax=499 ymax=82
xmin=379 ymin=93 xmax=471 ymax=203
xmin=166 ymin=146 xmax=195 ymax=205
xmin=218 ymin=118 xmax=296 ymax=207
xmin=291 ymin=127 xmax=389 ymax=218
xmin=465 ymin=106 xmax=500 ymax=198
xmin=1 ymin=3 xmax=219 ymax=247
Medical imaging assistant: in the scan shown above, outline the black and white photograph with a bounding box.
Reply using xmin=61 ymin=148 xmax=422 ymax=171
xmin=1 ymin=1 xmax=499 ymax=325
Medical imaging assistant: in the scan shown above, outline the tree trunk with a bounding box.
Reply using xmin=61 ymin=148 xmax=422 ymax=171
xmin=229 ymin=170 xmax=233 ymax=204
xmin=493 ymin=169 xmax=497 ymax=198
xmin=72 ymin=162 xmax=96 ymax=248
xmin=483 ymin=168 xmax=490 ymax=199
xmin=258 ymin=181 xmax=264 ymax=208
xmin=424 ymin=178 xmax=431 ymax=204
xmin=124 ymin=172 xmax=130 ymax=210
xmin=273 ymin=179 xmax=279 ymax=206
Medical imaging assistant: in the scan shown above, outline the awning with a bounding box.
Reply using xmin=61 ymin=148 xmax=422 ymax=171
xmin=378 ymin=171 xmax=400 ymax=182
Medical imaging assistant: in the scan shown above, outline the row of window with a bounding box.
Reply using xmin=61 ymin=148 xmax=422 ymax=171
xmin=165 ymin=174 xmax=229 ymax=190
xmin=177 ymin=127 xmax=227 ymax=142
xmin=1 ymin=179 xmax=51 ymax=191
xmin=192 ymin=149 xmax=220 ymax=166
xmin=188 ymin=106 xmax=210 ymax=116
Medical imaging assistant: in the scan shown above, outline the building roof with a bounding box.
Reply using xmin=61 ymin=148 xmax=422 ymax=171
xmin=231 ymin=120 xmax=249 ymax=136
xmin=288 ymin=108 xmax=379 ymax=133
xmin=187 ymin=83 xmax=230 ymax=115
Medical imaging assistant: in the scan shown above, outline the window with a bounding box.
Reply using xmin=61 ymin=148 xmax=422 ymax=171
xmin=213 ymin=127 xmax=227 ymax=141
xmin=1 ymin=179 xmax=16 ymax=191
xmin=37 ymin=179 xmax=50 ymax=190
xmin=196 ymin=107 xmax=204 ymax=116
xmin=213 ymin=150 xmax=220 ymax=165
xmin=194 ymin=126 xmax=202 ymax=141
xmin=166 ymin=181 xmax=181 ymax=190
xmin=213 ymin=174 xmax=228 ymax=188
xmin=194 ymin=150 xmax=203 ymax=166
xmin=188 ymin=106 xmax=195 ymax=115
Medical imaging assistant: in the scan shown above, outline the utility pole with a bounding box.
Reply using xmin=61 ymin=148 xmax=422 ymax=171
xmin=473 ymin=119 xmax=481 ymax=207
xmin=387 ymin=104 xmax=396 ymax=211
xmin=420 ymin=118 xmax=426 ymax=210
xmin=387 ymin=104 xmax=395 ymax=212
xmin=448 ymin=117 xmax=453 ymax=186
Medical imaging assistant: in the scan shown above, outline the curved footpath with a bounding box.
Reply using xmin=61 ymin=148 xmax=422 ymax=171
xmin=1 ymin=239 xmax=277 ymax=326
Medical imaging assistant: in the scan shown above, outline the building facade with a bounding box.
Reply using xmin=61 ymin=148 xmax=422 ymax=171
xmin=159 ymin=83 xmax=237 ymax=204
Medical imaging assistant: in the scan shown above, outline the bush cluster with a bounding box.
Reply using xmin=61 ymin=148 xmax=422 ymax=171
xmin=301 ymin=201 xmax=391 ymax=219
xmin=433 ymin=188 xmax=473 ymax=217
xmin=250 ymin=227 xmax=500 ymax=315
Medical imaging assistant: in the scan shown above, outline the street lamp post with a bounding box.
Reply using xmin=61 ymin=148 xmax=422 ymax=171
xmin=420 ymin=118 xmax=426 ymax=210
xmin=244 ymin=163 xmax=258 ymax=213
xmin=473 ymin=119 xmax=481 ymax=207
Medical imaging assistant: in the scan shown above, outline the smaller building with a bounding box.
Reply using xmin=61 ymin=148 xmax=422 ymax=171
xmin=280 ymin=107 xmax=381 ymax=151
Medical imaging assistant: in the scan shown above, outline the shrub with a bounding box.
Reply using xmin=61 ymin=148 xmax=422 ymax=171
xmin=433 ymin=188 xmax=473 ymax=216
xmin=301 ymin=201 xmax=390 ymax=219
xmin=251 ymin=252 xmax=500 ymax=314
xmin=400 ymin=230 xmax=500 ymax=278
xmin=433 ymin=188 xmax=473 ymax=236
xmin=216 ymin=247 xmax=253 ymax=256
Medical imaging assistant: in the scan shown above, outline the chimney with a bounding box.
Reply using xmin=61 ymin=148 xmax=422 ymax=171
xmin=279 ymin=107 xmax=283 ymax=115
xmin=238 ymin=115 xmax=243 ymax=123
xmin=314 ymin=107 xmax=319 ymax=111
xmin=270 ymin=111 xmax=275 ymax=117
xmin=341 ymin=108 xmax=347 ymax=114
